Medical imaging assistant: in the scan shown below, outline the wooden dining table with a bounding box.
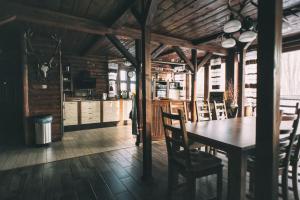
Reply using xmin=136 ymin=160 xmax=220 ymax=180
xmin=185 ymin=117 xmax=257 ymax=200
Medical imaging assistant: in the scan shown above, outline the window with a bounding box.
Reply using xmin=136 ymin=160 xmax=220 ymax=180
xmin=120 ymin=82 xmax=127 ymax=91
xmin=197 ymin=67 xmax=205 ymax=100
xmin=120 ymin=70 xmax=127 ymax=81
xmin=118 ymin=70 xmax=136 ymax=93
xmin=243 ymin=49 xmax=300 ymax=111
xmin=129 ymin=72 xmax=136 ymax=93
xmin=245 ymin=51 xmax=257 ymax=107
xmin=281 ymin=50 xmax=300 ymax=97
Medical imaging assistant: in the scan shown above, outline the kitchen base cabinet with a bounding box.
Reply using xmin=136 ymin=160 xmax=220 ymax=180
xmin=81 ymin=101 xmax=101 ymax=124
xmin=103 ymin=101 xmax=120 ymax=122
xmin=64 ymin=102 xmax=78 ymax=126
xmin=63 ymin=100 xmax=131 ymax=128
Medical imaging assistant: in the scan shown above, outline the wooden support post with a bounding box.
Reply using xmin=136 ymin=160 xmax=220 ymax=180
xmin=191 ymin=49 xmax=197 ymax=122
xmin=135 ymin=39 xmax=142 ymax=145
xmin=237 ymin=47 xmax=246 ymax=117
xmin=21 ymin=31 xmax=30 ymax=145
xmin=255 ymin=0 xmax=282 ymax=199
xmin=141 ymin=25 xmax=152 ymax=181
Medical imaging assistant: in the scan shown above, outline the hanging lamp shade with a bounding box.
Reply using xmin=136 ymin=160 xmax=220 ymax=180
xmin=221 ymin=38 xmax=236 ymax=48
xmin=224 ymin=19 xmax=242 ymax=33
xmin=239 ymin=31 xmax=257 ymax=43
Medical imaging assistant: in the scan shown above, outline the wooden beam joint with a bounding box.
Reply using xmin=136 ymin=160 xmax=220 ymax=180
xmin=106 ymin=34 xmax=138 ymax=67
xmin=173 ymin=46 xmax=195 ymax=72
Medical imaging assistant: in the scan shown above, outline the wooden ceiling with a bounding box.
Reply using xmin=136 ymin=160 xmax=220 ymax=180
xmin=1 ymin=0 xmax=300 ymax=60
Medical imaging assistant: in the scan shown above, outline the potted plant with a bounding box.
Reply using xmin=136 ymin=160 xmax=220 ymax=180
xmin=225 ymin=79 xmax=238 ymax=118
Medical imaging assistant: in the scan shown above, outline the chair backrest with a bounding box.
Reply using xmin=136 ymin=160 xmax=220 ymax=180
xmin=196 ymin=100 xmax=212 ymax=121
xmin=279 ymin=109 xmax=300 ymax=168
xmin=214 ymin=100 xmax=228 ymax=120
xmin=169 ymin=101 xmax=188 ymax=123
xmin=161 ymin=107 xmax=191 ymax=167
xmin=280 ymin=102 xmax=299 ymax=115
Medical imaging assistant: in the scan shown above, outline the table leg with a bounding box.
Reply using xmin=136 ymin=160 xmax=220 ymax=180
xmin=227 ymin=150 xmax=247 ymax=200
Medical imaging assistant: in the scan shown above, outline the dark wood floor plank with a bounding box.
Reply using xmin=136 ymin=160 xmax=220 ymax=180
xmin=0 ymin=141 xmax=299 ymax=200
xmin=101 ymin=171 xmax=127 ymax=194
xmin=115 ymin=191 xmax=136 ymax=200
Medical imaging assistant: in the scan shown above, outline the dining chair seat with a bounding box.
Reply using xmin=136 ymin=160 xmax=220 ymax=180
xmin=173 ymin=149 xmax=222 ymax=172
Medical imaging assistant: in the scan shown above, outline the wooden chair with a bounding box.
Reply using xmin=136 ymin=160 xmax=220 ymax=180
xmin=214 ymin=100 xmax=228 ymax=120
xmin=170 ymin=101 xmax=205 ymax=150
xmin=280 ymin=102 xmax=299 ymax=115
xmin=286 ymin=103 xmax=300 ymax=200
xmin=196 ymin=100 xmax=212 ymax=121
xmin=169 ymin=101 xmax=188 ymax=123
xmin=161 ymin=108 xmax=223 ymax=200
xmin=247 ymin=109 xmax=300 ymax=200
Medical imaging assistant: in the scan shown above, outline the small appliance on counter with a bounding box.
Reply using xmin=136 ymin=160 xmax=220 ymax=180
xmin=120 ymin=91 xmax=128 ymax=99
xmin=102 ymin=93 xmax=107 ymax=100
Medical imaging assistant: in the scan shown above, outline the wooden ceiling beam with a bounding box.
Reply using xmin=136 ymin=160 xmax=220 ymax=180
xmin=144 ymin=0 xmax=159 ymax=26
xmin=192 ymin=3 xmax=300 ymax=46
xmin=81 ymin=0 xmax=136 ymax=56
xmin=1 ymin=2 xmax=226 ymax=55
xmin=173 ymin=46 xmax=195 ymax=72
xmin=106 ymin=34 xmax=138 ymax=67
xmin=80 ymin=36 xmax=106 ymax=56
xmin=192 ymin=32 xmax=223 ymax=45
xmin=151 ymin=44 xmax=168 ymax=59
xmin=197 ymin=52 xmax=213 ymax=70
xmin=0 ymin=15 xmax=16 ymax=27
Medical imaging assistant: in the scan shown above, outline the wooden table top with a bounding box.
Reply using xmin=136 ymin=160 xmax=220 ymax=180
xmin=185 ymin=117 xmax=297 ymax=152
xmin=185 ymin=117 xmax=257 ymax=152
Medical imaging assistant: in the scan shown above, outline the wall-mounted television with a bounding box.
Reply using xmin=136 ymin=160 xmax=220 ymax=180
xmin=75 ymin=78 xmax=96 ymax=89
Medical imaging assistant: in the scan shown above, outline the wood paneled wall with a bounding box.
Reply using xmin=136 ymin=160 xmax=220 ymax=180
xmin=27 ymin=37 xmax=108 ymax=143
xmin=28 ymin=38 xmax=62 ymax=142
xmin=64 ymin=56 xmax=108 ymax=96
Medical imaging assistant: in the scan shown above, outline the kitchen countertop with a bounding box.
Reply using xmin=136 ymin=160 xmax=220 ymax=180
xmin=64 ymin=98 xmax=132 ymax=102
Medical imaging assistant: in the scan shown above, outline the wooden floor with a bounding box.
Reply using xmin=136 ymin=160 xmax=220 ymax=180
xmin=0 ymin=126 xmax=299 ymax=199
xmin=0 ymin=141 xmax=224 ymax=200
xmin=0 ymin=126 xmax=135 ymax=171
xmin=0 ymin=140 xmax=300 ymax=200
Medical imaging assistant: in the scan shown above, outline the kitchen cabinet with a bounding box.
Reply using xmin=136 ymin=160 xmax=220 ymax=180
xmin=123 ymin=100 xmax=132 ymax=121
xmin=64 ymin=102 xmax=78 ymax=126
xmin=81 ymin=101 xmax=101 ymax=124
xmin=103 ymin=101 xmax=120 ymax=122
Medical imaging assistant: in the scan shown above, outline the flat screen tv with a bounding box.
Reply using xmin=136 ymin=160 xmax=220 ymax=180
xmin=75 ymin=78 xmax=96 ymax=89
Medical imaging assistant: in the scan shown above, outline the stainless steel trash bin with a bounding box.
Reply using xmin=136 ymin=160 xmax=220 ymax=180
xmin=34 ymin=115 xmax=53 ymax=145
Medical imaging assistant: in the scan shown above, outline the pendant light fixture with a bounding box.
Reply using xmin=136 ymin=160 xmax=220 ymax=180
xmin=220 ymin=1 xmax=258 ymax=48
xmin=224 ymin=19 xmax=242 ymax=33
xmin=239 ymin=31 xmax=257 ymax=43
xmin=221 ymin=38 xmax=236 ymax=48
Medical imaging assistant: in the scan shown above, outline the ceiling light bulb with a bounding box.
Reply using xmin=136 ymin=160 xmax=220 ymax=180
xmin=239 ymin=31 xmax=257 ymax=43
xmin=224 ymin=20 xmax=242 ymax=33
xmin=221 ymin=38 xmax=236 ymax=48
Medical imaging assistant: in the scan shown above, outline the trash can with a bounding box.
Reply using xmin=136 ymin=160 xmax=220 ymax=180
xmin=34 ymin=115 xmax=53 ymax=145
